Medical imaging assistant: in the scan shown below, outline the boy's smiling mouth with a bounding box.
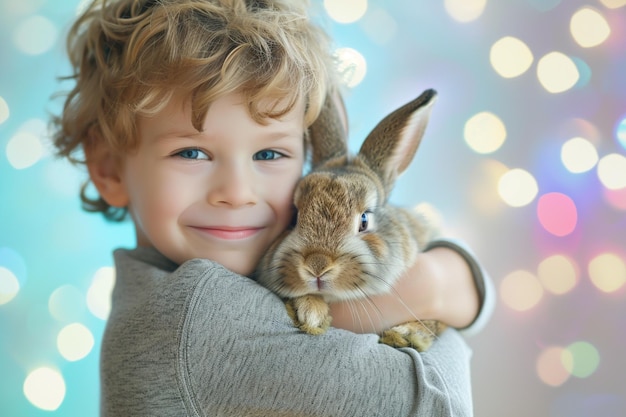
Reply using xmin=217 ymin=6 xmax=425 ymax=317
xmin=190 ymin=226 xmax=264 ymax=240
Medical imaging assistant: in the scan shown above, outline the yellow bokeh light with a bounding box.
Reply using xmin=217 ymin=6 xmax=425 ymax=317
xmin=323 ymin=0 xmax=368 ymax=24
xmin=334 ymin=47 xmax=367 ymax=88
xmin=597 ymin=153 xmax=626 ymax=190
xmin=87 ymin=266 xmax=116 ymax=320
xmin=0 ymin=96 xmax=9 ymax=125
xmin=536 ymin=346 xmax=572 ymax=387
xmin=23 ymin=367 xmax=66 ymax=411
xmin=561 ymin=137 xmax=598 ymax=173
xmin=57 ymin=323 xmax=95 ymax=362
xmin=0 ymin=266 xmax=20 ymax=305
xmin=599 ymin=0 xmax=626 ymax=8
xmin=500 ymin=269 xmax=544 ymax=311
xmin=464 ymin=111 xmax=507 ymax=154
xmin=537 ymin=52 xmax=580 ymax=94
xmin=588 ymin=253 xmax=626 ymax=293
xmin=490 ymin=36 xmax=533 ymax=78
xmin=538 ymin=255 xmax=578 ymax=295
xmin=444 ymin=0 xmax=487 ymax=22
xmin=570 ymin=7 xmax=611 ymax=48
xmin=498 ymin=168 xmax=539 ymax=207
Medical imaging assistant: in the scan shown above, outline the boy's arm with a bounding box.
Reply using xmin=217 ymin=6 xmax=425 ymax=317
xmin=330 ymin=238 xmax=495 ymax=335
xmin=105 ymin=251 xmax=476 ymax=417
xmin=183 ymin=264 xmax=475 ymax=417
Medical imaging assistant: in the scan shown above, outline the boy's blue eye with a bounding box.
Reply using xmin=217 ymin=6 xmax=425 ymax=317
xmin=253 ymin=150 xmax=282 ymax=160
xmin=175 ymin=148 xmax=209 ymax=160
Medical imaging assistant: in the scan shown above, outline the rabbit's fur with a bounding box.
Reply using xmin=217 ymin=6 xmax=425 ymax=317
xmin=255 ymin=89 xmax=446 ymax=351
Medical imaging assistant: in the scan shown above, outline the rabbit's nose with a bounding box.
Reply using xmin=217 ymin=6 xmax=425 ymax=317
xmin=305 ymin=253 xmax=332 ymax=277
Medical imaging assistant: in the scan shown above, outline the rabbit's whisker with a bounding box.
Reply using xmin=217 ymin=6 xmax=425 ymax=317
xmin=335 ymin=282 xmax=387 ymax=333
xmin=355 ymin=286 xmax=388 ymax=332
xmin=345 ymin=298 xmax=365 ymax=334
xmin=361 ymin=270 xmax=395 ymax=290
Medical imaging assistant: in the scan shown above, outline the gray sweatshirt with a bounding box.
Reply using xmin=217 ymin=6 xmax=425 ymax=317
xmin=101 ymin=242 xmax=493 ymax=416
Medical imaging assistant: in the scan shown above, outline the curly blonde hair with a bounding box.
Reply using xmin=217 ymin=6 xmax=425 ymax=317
xmin=52 ymin=0 xmax=336 ymax=220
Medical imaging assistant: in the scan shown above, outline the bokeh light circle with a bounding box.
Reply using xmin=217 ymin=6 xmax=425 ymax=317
xmin=13 ymin=15 xmax=58 ymax=55
xmin=561 ymin=137 xmax=598 ymax=173
xmin=571 ymin=57 xmax=592 ymax=89
xmin=536 ymin=346 xmax=572 ymax=387
xmin=537 ymin=52 xmax=579 ymax=93
xmin=570 ymin=7 xmax=610 ymax=48
xmin=6 ymin=131 xmax=45 ymax=169
xmin=444 ymin=0 xmax=487 ymax=22
xmin=323 ymin=0 xmax=368 ymax=24
xmin=57 ymin=323 xmax=95 ymax=361
xmin=490 ymin=36 xmax=534 ymax=78
xmin=597 ymin=153 xmax=626 ymax=190
xmin=360 ymin=8 xmax=398 ymax=45
xmin=498 ymin=168 xmax=539 ymax=207
xmin=500 ymin=270 xmax=544 ymax=311
xmin=23 ymin=367 xmax=66 ymax=411
xmin=0 ymin=247 xmax=27 ymax=287
xmin=87 ymin=266 xmax=116 ymax=320
xmin=334 ymin=47 xmax=367 ymax=88
xmin=0 ymin=266 xmax=20 ymax=305
xmin=464 ymin=111 xmax=507 ymax=154
xmin=588 ymin=253 xmax=626 ymax=293
xmin=0 ymin=96 xmax=9 ymax=125
xmin=49 ymin=285 xmax=86 ymax=322
xmin=537 ymin=255 xmax=578 ymax=295
xmin=537 ymin=192 xmax=578 ymax=237
xmin=599 ymin=0 xmax=626 ymax=7
xmin=564 ymin=341 xmax=600 ymax=378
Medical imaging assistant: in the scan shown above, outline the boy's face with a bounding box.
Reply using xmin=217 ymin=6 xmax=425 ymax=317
xmin=117 ymin=92 xmax=305 ymax=275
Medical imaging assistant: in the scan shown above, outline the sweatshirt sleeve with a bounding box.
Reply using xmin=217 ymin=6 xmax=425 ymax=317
xmin=177 ymin=261 xmax=476 ymax=417
xmin=425 ymin=238 xmax=496 ymax=337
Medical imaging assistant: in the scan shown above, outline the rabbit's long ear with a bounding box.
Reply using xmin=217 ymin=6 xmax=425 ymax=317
xmin=308 ymin=90 xmax=349 ymax=168
xmin=358 ymin=89 xmax=437 ymax=191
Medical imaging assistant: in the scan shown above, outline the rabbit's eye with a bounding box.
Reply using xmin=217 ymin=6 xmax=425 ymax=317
xmin=359 ymin=212 xmax=370 ymax=232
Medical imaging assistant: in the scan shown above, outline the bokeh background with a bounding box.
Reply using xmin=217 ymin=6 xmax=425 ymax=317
xmin=1 ymin=0 xmax=625 ymax=415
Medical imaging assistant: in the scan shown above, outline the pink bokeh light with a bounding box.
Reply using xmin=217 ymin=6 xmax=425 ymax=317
xmin=537 ymin=192 xmax=578 ymax=237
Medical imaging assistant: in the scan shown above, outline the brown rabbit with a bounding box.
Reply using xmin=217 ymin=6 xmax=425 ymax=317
xmin=255 ymin=89 xmax=446 ymax=351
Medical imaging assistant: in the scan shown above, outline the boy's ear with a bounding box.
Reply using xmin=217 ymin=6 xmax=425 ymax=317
xmin=84 ymin=138 xmax=129 ymax=208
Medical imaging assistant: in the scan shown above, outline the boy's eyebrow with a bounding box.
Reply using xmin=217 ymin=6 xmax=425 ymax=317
xmin=149 ymin=129 xmax=204 ymax=142
xmin=150 ymin=129 xmax=303 ymax=144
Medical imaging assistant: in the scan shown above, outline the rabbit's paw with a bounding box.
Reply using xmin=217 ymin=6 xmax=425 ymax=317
xmin=379 ymin=321 xmax=437 ymax=352
xmin=286 ymin=295 xmax=331 ymax=335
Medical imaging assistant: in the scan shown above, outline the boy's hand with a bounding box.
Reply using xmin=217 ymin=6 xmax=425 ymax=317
xmin=329 ymin=247 xmax=480 ymax=334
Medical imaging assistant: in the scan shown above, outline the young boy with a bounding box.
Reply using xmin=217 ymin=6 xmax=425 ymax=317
xmin=53 ymin=0 xmax=493 ymax=415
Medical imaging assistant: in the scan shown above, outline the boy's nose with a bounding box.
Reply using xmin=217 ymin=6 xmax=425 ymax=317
xmin=208 ymin=162 xmax=257 ymax=208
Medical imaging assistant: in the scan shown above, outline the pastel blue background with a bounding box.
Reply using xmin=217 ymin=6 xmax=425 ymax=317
xmin=1 ymin=0 xmax=625 ymax=416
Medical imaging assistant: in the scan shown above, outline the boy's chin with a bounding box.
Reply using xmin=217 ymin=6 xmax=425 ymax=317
xmin=214 ymin=255 xmax=258 ymax=277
